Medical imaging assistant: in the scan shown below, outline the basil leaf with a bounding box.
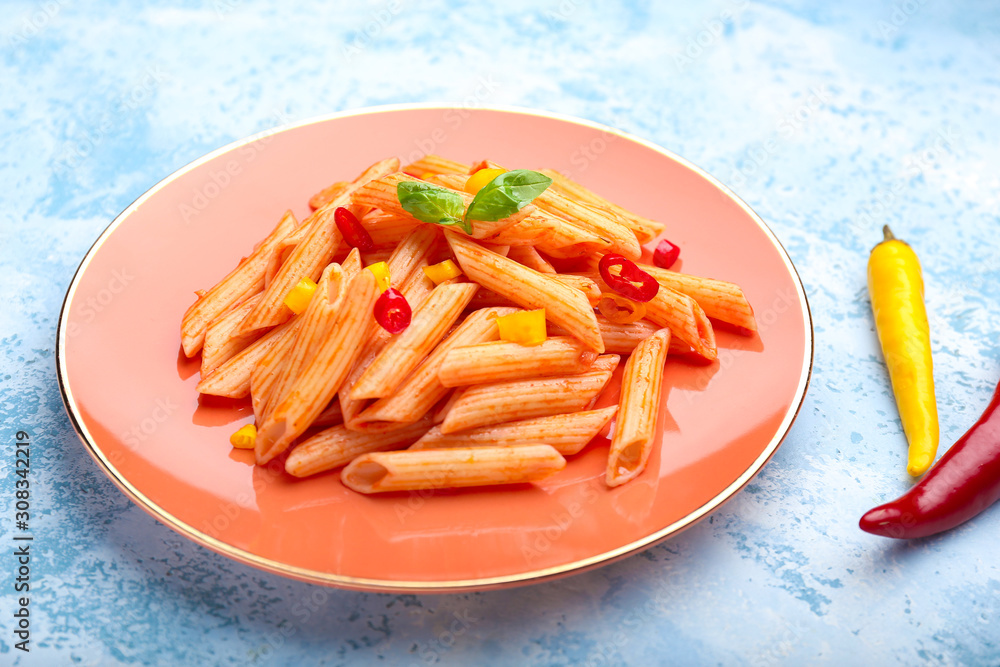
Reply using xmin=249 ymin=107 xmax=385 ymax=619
xmin=465 ymin=169 xmax=553 ymax=223
xmin=397 ymin=181 xmax=469 ymax=233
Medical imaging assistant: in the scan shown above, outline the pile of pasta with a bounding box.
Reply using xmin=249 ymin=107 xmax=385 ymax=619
xmin=181 ymin=155 xmax=757 ymax=493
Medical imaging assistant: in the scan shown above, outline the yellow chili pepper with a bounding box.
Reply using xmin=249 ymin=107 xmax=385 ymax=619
xmin=868 ymin=225 xmax=938 ymax=476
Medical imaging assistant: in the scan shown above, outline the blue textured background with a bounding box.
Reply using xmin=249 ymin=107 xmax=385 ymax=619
xmin=3 ymin=1 xmax=1000 ymax=664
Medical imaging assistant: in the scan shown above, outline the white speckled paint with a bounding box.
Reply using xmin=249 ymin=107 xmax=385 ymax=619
xmin=2 ymin=0 xmax=999 ymax=664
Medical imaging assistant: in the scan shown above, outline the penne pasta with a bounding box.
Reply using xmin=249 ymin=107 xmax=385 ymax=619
xmin=183 ymin=152 xmax=757 ymax=492
xmin=196 ymin=315 xmax=298 ymax=398
xmin=309 ymin=180 xmax=351 ymax=211
xmin=255 ymin=265 xmax=379 ymax=464
xmin=361 ymin=209 xmax=420 ymax=250
xmin=200 ymin=293 xmax=264 ymax=377
xmin=338 ymin=226 xmax=443 ymax=426
xmin=351 ymin=172 xmax=520 ymax=240
xmin=257 ymin=252 xmax=362 ymax=423
xmin=643 ymin=285 xmax=716 ymax=360
xmin=312 ymin=399 xmax=344 ymax=430
xmin=581 ymin=270 xmax=716 ymax=360
xmin=640 ymin=264 xmax=757 ymax=332
xmin=340 ymin=444 xmax=566 ymax=493
xmin=403 ymin=154 xmax=471 ymax=177
xmin=551 ymin=274 xmax=602 ymax=307
xmin=534 ymin=188 xmax=641 ymax=259
xmin=534 ymin=218 xmax=613 ymax=258
xmin=353 ymin=307 xmax=514 ymax=425
xmin=250 ymin=312 xmax=306 ymax=422
xmin=180 ymin=210 xmax=296 ymax=357
xmin=409 ymin=406 xmax=618 ymax=456
xmin=239 ymin=158 xmax=398 ymax=334
xmin=446 ymin=231 xmax=604 ymax=352
xmin=507 ymin=245 xmax=556 ymax=274
xmin=285 ymin=419 xmax=432 ymax=478
xmin=350 ymin=282 xmax=479 ymax=400
xmin=437 ymin=336 xmax=598 ymax=387
xmin=540 ymin=169 xmax=665 ymax=244
xmin=607 ymin=328 xmax=671 ymax=487
xmin=439 ymin=354 xmax=619 ymax=434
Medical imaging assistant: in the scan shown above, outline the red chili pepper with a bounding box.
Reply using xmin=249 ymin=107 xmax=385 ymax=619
xmin=859 ymin=377 xmax=1000 ymax=539
xmin=653 ymin=238 xmax=680 ymax=269
xmin=334 ymin=207 xmax=375 ymax=252
xmin=598 ymin=253 xmax=659 ymax=303
xmin=373 ymin=287 xmax=411 ymax=334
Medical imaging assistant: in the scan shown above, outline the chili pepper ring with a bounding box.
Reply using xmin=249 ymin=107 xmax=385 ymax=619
xmin=868 ymin=225 xmax=939 ymax=477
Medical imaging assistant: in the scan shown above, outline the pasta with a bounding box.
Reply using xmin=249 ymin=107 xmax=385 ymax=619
xmin=181 ymin=153 xmax=757 ymax=493
xmin=606 ymin=328 xmax=672 ymax=486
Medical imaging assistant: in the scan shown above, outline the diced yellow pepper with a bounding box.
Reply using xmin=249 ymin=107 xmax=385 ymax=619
xmin=422 ymin=259 xmax=463 ymax=285
xmin=464 ymin=168 xmax=507 ymax=195
xmin=283 ymin=277 xmax=318 ymax=314
xmin=230 ymin=424 xmax=257 ymax=449
xmin=366 ymin=261 xmax=391 ymax=293
xmin=496 ymin=308 xmax=547 ymax=346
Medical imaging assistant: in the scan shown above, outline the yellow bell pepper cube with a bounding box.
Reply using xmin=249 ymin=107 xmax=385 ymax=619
xmin=366 ymin=261 xmax=391 ymax=293
xmin=496 ymin=308 xmax=547 ymax=346
xmin=422 ymin=259 xmax=463 ymax=285
xmin=230 ymin=424 xmax=257 ymax=449
xmin=464 ymin=168 xmax=507 ymax=195
xmin=283 ymin=277 xmax=318 ymax=314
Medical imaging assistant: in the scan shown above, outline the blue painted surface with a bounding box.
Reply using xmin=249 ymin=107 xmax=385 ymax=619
xmin=2 ymin=1 xmax=1000 ymax=664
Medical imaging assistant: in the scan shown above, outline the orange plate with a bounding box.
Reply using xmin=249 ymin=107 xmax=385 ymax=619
xmin=57 ymin=105 xmax=812 ymax=592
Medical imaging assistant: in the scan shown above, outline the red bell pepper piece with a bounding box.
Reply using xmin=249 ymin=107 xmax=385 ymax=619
xmin=859 ymin=377 xmax=1000 ymax=538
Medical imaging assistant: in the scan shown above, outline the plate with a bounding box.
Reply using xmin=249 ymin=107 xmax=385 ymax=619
xmin=57 ymin=105 xmax=812 ymax=592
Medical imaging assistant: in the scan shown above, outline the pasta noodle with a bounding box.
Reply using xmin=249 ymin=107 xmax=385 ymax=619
xmin=182 ymin=153 xmax=756 ymax=494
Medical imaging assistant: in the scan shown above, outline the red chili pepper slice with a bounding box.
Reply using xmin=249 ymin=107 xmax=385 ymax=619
xmin=653 ymin=238 xmax=681 ymax=269
xmin=373 ymin=287 xmax=411 ymax=334
xmin=334 ymin=207 xmax=375 ymax=252
xmin=598 ymin=253 xmax=659 ymax=303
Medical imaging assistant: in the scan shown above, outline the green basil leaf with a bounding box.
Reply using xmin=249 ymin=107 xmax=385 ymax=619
xmin=397 ymin=181 xmax=469 ymax=233
xmin=465 ymin=169 xmax=553 ymax=223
